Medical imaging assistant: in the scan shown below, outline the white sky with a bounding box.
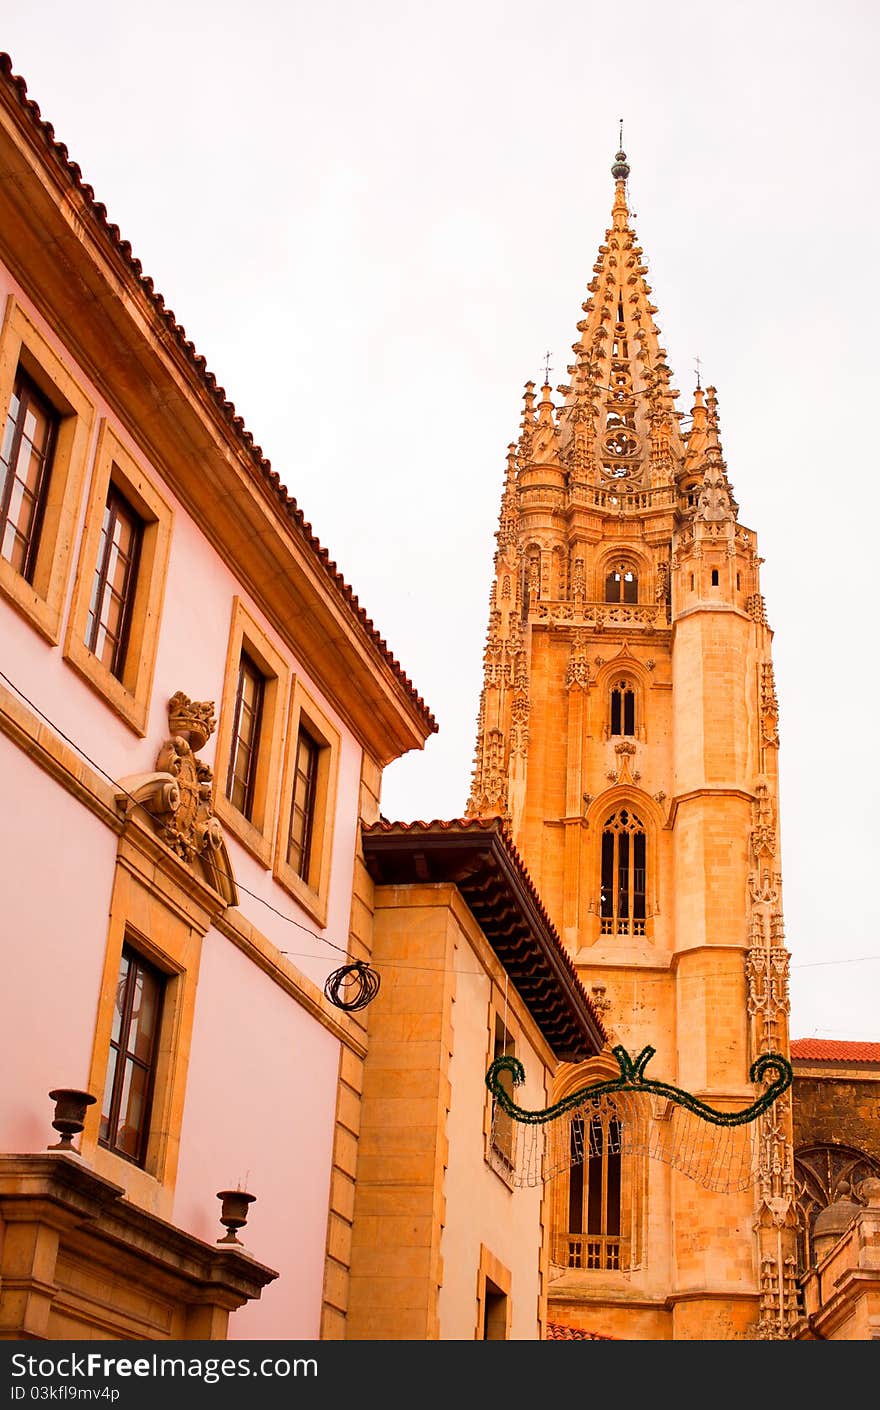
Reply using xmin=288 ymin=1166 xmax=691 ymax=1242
xmin=3 ymin=1 xmax=878 ymax=1042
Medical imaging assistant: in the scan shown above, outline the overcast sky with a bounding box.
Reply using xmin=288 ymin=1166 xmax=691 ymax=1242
xmin=3 ymin=1 xmax=879 ymax=1042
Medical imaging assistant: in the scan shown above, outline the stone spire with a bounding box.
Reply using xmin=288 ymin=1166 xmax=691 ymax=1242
xmin=683 ymin=381 xmax=739 ymax=523
xmin=553 ymin=144 xmax=684 ymax=490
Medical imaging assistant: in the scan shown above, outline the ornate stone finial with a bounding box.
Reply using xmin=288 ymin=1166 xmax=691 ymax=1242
xmin=610 ymin=130 xmax=631 ymax=230
xmin=537 ymin=380 xmax=555 ymax=427
xmin=611 ymin=119 xmax=630 ymax=181
xmin=611 ymin=147 xmax=630 ymax=182
xmin=694 ymin=461 xmax=734 ymax=524
xmin=859 ymin=1177 xmax=880 ymax=1207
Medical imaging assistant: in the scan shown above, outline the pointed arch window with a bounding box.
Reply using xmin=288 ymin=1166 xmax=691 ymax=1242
xmin=600 ymin=808 xmax=646 ymax=936
xmin=562 ymin=1102 xmax=625 ymax=1271
xmin=610 ymin=678 xmax=636 ymax=737
xmin=794 ymin=1144 xmax=880 ymax=1273
xmin=605 ymin=566 xmax=638 ymax=604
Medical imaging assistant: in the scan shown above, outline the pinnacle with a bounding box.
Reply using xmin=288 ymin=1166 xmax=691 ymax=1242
xmin=536 ymin=381 xmax=555 ymax=426
xmin=540 ymin=153 xmax=685 ymax=489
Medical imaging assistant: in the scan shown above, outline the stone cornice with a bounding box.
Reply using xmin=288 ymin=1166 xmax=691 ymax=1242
xmin=0 ymin=682 xmax=361 ymax=1043
xmin=0 ymin=681 xmax=122 ymax=831
xmin=0 ymin=1154 xmax=277 ymax=1304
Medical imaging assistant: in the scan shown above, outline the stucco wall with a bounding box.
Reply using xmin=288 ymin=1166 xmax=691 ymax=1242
xmin=438 ymin=925 xmax=547 ymax=1339
xmin=0 ymin=262 xmax=363 ymax=995
xmin=174 ymin=929 xmax=341 ymax=1338
xmin=0 ymin=734 xmax=116 ymax=1152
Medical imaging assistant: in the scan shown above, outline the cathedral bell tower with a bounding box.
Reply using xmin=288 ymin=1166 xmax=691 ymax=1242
xmin=467 ymin=148 xmax=796 ymax=1340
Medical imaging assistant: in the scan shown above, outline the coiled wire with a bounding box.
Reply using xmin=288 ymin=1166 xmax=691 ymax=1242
xmin=324 ymin=961 xmax=381 ymax=1012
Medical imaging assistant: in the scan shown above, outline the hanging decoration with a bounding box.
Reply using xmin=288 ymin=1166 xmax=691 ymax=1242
xmin=324 ymin=961 xmax=381 ymax=1012
xmin=486 ymin=1044 xmax=793 ymax=1194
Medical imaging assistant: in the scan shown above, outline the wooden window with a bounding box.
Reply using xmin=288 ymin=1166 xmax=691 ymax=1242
xmin=287 ymin=724 xmax=320 ymax=880
xmin=85 ymin=484 xmax=143 ymax=680
xmin=99 ymin=945 xmax=164 ymax=1167
xmin=604 ymin=566 xmax=638 ymax=603
xmin=564 ymin=1106 xmax=624 ymax=1271
xmin=214 ymin=599 xmax=289 ymax=868
xmin=273 ymin=681 xmax=339 ymax=924
xmin=64 ymin=423 xmax=172 ymax=735
xmin=490 ymin=1015 xmax=515 ymax=1171
xmin=0 ymin=369 xmax=57 ymax=581
xmin=0 ymin=301 xmax=95 ymax=643
xmin=82 ymin=868 xmax=196 ymax=1208
xmin=600 ymin=808 xmax=647 ymax=936
xmin=225 ymin=651 xmax=265 ymax=820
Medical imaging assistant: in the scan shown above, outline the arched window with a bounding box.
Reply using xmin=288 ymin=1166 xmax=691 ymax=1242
xmin=600 ymin=808 xmax=646 ymax=936
xmin=563 ymin=1101 xmax=624 ymax=1271
xmin=794 ymin=1144 xmax=880 ymax=1273
xmin=610 ymin=679 xmax=636 ymax=736
xmin=604 ymin=565 xmax=638 ymax=603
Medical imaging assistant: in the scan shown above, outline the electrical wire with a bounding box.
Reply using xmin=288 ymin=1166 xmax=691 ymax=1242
xmin=0 ymin=667 xmax=349 ymax=958
xmin=1 ymin=668 xmax=876 ymax=986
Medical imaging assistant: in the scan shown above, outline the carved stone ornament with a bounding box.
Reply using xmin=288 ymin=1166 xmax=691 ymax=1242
xmin=694 ymin=461 xmax=734 ymax=525
xmin=565 ymin=644 xmax=590 ymax=689
xmin=612 ymin=739 xmax=637 ymax=785
xmin=115 ymin=691 xmax=236 ymax=905
xmin=750 ymin=784 xmax=777 ymax=861
xmin=760 ymin=661 xmax=779 ymax=748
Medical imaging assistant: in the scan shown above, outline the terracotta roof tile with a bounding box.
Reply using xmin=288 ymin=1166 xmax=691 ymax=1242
xmin=546 ymin=1321 xmax=615 ymax=1340
xmin=0 ymin=53 xmax=436 ymax=738
xmin=791 ymin=1039 xmax=880 ymax=1063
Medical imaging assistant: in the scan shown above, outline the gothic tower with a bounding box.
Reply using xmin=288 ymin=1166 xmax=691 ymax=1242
xmin=467 ymin=148 xmax=797 ymax=1340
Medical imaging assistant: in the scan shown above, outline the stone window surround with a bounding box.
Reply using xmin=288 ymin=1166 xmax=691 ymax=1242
xmin=0 ymin=296 xmax=95 ymax=643
xmin=475 ymin=1243 xmax=512 ymax=1340
xmin=483 ymin=995 xmax=521 ymax=1192
xmin=213 ymin=596 xmax=290 ymax=869
xmin=64 ymin=419 xmax=173 ymax=736
xmin=81 ymin=847 xmax=205 ymax=1219
xmin=273 ymin=678 xmax=340 ymax=929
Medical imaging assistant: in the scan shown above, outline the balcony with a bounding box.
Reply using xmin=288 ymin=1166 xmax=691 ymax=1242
xmin=531 ymin=599 xmax=668 ymax=631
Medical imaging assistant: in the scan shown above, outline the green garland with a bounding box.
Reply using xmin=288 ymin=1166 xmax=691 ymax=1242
xmin=486 ymin=1045 xmax=793 ymax=1128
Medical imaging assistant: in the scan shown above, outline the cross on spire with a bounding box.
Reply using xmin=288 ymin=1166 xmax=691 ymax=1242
xmin=541 ymin=351 xmax=553 ymax=385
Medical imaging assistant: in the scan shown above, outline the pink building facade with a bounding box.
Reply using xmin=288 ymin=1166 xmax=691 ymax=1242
xmin=0 ymin=53 xmax=609 ymax=1343
xmin=0 ymin=52 xmax=435 ymax=1341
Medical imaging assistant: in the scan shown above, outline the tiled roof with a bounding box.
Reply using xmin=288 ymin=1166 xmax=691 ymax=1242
xmin=546 ymin=1322 xmax=615 ymax=1340
xmin=791 ymin=1039 xmax=880 ymax=1063
xmin=362 ymin=816 xmax=608 ymax=1059
xmin=0 ymin=53 xmax=436 ymax=739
